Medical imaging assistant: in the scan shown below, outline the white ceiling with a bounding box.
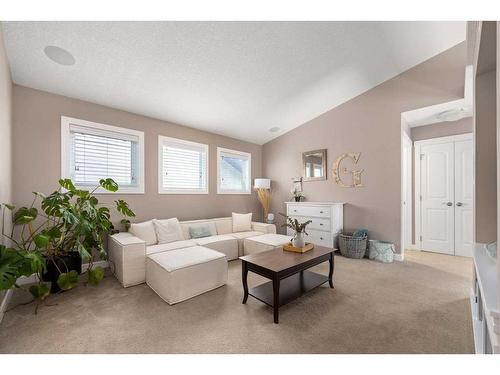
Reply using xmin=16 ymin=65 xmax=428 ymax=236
xmin=2 ymin=21 xmax=466 ymax=145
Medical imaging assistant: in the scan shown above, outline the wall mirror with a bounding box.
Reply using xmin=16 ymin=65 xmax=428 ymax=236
xmin=302 ymin=149 xmax=327 ymax=181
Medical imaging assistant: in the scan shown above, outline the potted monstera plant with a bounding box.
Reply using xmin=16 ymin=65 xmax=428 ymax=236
xmin=0 ymin=178 xmax=135 ymax=312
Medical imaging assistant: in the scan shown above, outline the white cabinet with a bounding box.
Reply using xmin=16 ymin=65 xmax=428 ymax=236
xmin=285 ymin=202 xmax=344 ymax=249
xmin=471 ymin=244 xmax=500 ymax=353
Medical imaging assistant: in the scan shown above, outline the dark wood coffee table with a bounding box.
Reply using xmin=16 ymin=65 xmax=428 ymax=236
xmin=239 ymin=245 xmax=334 ymax=323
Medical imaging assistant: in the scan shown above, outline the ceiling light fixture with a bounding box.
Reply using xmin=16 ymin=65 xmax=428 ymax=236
xmin=44 ymin=45 xmax=76 ymax=66
xmin=269 ymin=126 xmax=280 ymax=133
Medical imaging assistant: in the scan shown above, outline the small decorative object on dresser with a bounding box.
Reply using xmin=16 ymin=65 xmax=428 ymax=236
xmin=290 ymin=187 xmax=304 ymax=202
xmin=285 ymin=202 xmax=344 ymax=249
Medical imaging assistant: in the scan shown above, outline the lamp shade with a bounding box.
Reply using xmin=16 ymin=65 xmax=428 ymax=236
xmin=254 ymin=178 xmax=271 ymax=189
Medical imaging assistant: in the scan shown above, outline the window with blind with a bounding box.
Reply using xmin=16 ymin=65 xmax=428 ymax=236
xmin=61 ymin=117 xmax=144 ymax=193
xmin=217 ymin=147 xmax=251 ymax=194
xmin=158 ymin=136 xmax=208 ymax=194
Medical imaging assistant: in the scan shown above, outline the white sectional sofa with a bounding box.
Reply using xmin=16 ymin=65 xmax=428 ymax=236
xmin=109 ymin=216 xmax=277 ymax=288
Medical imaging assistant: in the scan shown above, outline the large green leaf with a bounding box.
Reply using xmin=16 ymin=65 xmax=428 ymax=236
xmin=34 ymin=234 xmax=50 ymax=248
xmin=0 ymin=245 xmax=23 ymax=290
xmin=41 ymin=192 xmax=68 ymax=217
xmin=77 ymin=243 xmax=91 ymax=261
xmin=13 ymin=207 xmax=38 ymax=225
xmin=57 ymin=270 xmax=79 ymax=291
xmin=21 ymin=252 xmax=46 ymax=275
xmin=88 ymin=266 xmax=104 ymax=286
xmin=99 ymin=178 xmax=118 ymax=192
xmin=29 ymin=283 xmax=50 ymax=300
xmin=59 ymin=179 xmax=76 ymax=192
xmin=115 ymin=200 xmax=135 ymax=217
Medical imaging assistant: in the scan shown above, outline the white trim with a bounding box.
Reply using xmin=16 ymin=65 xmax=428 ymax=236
xmin=413 ymin=133 xmax=473 ymax=147
xmin=400 ymin=127 xmax=412 ymax=259
xmin=414 ymin=133 xmax=473 ymax=252
xmin=61 ymin=116 xmax=145 ymax=194
xmin=217 ymin=147 xmax=252 ymax=195
xmin=158 ymin=135 xmax=209 ymax=195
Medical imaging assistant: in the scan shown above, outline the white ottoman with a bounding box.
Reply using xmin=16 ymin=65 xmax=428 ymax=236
xmin=243 ymin=233 xmax=291 ymax=255
xmin=146 ymin=246 xmax=227 ymax=305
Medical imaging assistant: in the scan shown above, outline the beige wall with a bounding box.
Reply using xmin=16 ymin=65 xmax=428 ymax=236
xmin=0 ymin=26 xmax=12 ymax=245
xmin=410 ymin=117 xmax=473 ymax=141
xmin=475 ymin=70 xmax=497 ymax=242
xmin=262 ymin=43 xmax=467 ymax=253
xmin=12 ymin=85 xmax=263 ymax=224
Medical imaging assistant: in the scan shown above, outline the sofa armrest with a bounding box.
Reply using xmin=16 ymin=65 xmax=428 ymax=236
xmin=109 ymin=232 xmax=147 ymax=287
xmin=251 ymin=222 xmax=277 ymax=234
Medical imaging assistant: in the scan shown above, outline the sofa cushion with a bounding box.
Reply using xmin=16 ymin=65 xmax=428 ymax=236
xmin=153 ymin=218 xmax=184 ymax=244
xmin=214 ymin=218 xmax=233 ymax=235
xmin=231 ymin=231 xmax=265 ymax=240
xmin=232 ymin=212 xmax=252 ymax=232
xmin=147 ymin=246 xmax=226 ymax=272
xmin=181 ymin=221 xmax=217 ymax=240
xmin=193 ymin=234 xmax=238 ymax=260
xmin=189 ymin=224 xmax=213 ymax=239
xmin=146 ymin=239 xmax=198 ymax=255
xmin=129 ymin=220 xmax=157 ymax=246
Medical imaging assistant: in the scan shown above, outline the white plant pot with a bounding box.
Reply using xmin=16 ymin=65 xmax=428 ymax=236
xmin=292 ymin=232 xmax=306 ymax=248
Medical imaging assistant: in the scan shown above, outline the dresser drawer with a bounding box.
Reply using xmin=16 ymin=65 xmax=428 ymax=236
xmin=287 ymin=205 xmax=331 ymax=218
xmin=305 ymin=229 xmax=333 ymax=248
xmin=288 ymin=216 xmax=331 ymax=232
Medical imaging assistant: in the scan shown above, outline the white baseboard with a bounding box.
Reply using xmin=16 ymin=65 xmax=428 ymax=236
xmin=0 ymin=260 xmax=109 ymax=324
xmin=0 ymin=290 xmax=13 ymax=324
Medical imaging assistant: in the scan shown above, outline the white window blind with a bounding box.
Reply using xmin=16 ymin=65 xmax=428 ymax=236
xmin=159 ymin=136 xmax=208 ymax=194
xmin=61 ymin=117 xmax=144 ymax=193
xmin=217 ymin=148 xmax=251 ymax=194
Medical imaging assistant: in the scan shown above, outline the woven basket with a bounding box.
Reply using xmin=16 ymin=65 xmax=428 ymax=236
xmin=339 ymin=233 xmax=368 ymax=259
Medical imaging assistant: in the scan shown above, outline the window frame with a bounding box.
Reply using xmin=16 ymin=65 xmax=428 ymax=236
xmin=60 ymin=116 xmax=145 ymax=194
xmin=158 ymin=135 xmax=209 ymax=195
xmin=217 ymin=147 xmax=252 ymax=195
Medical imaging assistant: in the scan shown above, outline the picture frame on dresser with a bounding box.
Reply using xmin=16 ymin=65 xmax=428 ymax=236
xmin=285 ymin=202 xmax=344 ymax=250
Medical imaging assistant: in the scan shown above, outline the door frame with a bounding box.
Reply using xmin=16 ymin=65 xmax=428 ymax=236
xmin=401 ymin=131 xmax=413 ymax=257
xmin=414 ymin=133 xmax=473 ymax=251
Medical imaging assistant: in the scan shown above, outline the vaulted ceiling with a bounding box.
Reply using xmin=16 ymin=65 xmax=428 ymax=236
xmin=2 ymin=21 xmax=466 ymax=144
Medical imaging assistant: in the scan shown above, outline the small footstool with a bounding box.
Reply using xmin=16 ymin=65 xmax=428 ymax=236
xmin=243 ymin=233 xmax=291 ymax=255
xmin=146 ymin=246 xmax=227 ymax=305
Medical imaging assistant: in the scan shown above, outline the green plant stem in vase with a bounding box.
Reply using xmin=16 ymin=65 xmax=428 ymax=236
xmin=279 ymin=213 xmax=311 ymax=248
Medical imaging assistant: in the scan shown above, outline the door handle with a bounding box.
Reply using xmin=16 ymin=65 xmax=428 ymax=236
xmin=443 ymin=202 xmax=453 ymax=206
xmin=456 ymin=202 xmax=463 ymax=207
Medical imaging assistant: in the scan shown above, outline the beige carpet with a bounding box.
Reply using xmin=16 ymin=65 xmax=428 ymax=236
xmin=0 ymin=250 xmax=474 ymax=353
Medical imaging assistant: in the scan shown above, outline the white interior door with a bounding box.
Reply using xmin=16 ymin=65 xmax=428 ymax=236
xmin=420 ymin=142 xmax=455 ymax=255
xmin=454 ymin=140 xmax=474 ymax=257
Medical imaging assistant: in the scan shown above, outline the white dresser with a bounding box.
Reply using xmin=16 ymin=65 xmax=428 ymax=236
xmin=285 ymin=202 xmax=344 ymax=249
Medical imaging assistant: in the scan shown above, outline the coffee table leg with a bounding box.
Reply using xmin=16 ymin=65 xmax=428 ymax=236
xmin=242 ymin=260 xmax=249 ymax=304
xmin=328 ymin=252 xmax=334 ymax=288
xmin=273 ymin=276 xmax=280 ymax=323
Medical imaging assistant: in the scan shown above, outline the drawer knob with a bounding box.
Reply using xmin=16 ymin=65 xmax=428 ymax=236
xmin=320 ymin=223 xmax=323 ymax=226
xmin=320 ymin=237 xmax=324 ymax=240
xmin=320 ymin=211 xmax=324 ymax=213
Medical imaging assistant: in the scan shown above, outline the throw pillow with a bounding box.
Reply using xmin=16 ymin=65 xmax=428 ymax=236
xmin=189 ymin=224 xmax=213 ymax=239
xmin=129 ymin=220 xmax=157 ymax=245
xmin=232 ymin=212 xmax=252 ymax=232
xmin=153 ymin=218 xmax=184 ymax=244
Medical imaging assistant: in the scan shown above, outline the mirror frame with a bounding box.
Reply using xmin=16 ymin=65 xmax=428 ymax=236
xmin=302 ymin=149 xmax=327 ymax=181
